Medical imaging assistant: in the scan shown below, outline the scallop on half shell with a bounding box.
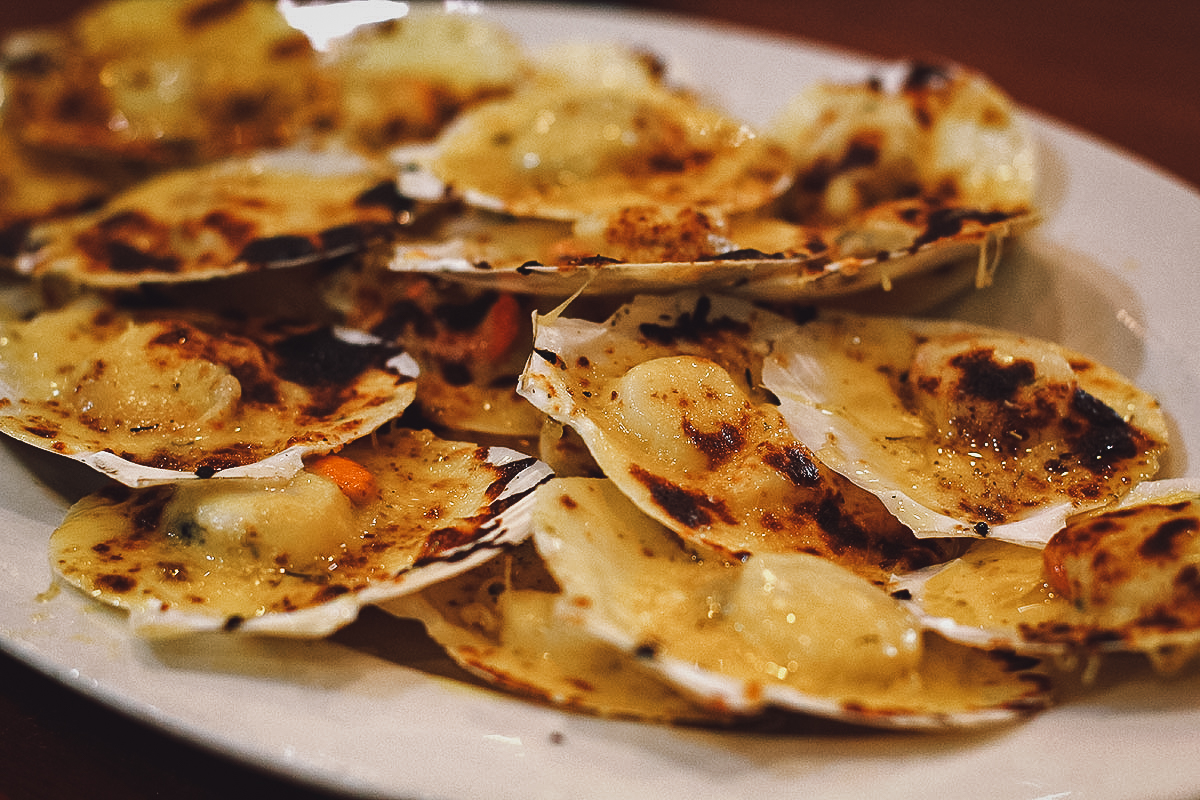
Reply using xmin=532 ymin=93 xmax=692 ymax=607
xmin=0 ymin=296 xmax=419 ymax=485
xmin=386 ymin=60 xmax=1037 ymax=302
xmin=318 ymin=7 xmax=528 ymax=153
xmin=49 ymin=426 xmax=552 ymax=637
xmin=17 ymin=149 xmax=414 ymax=287
xmin=518 ymin=292 xmax=959 ymax=585
xmin=892 ymin=479 xmax=1200 ymax=674
xmin=383 ymin=538 xmax=737 ymax=725
xmin=0 ymin=0 xmax=330 ymax=167
xmin=761 ymin=310 xmax=1168 ymax=544
xmin=527 ymin=476 xmax=1051 ymax=728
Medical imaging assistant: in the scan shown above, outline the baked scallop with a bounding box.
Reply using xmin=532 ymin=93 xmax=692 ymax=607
xmin=0 ymin=297 xmax=419 ymax=484
xmin=528 ymin=476 xmax=1051 ymax=728
xmin=49 ymin=426 xmax=552 ymax=636
xmin=518 ymin=292 xmax=957 ymax=584
xmin=762 ymin=310 xmax=1168 ymax=544
xmin=18 ymin=149 xmax=413 ymax=287
xmin=384 ymin=538 xmax=735 ymax=724
xmin=895 ymin=479 xmax=1200 ymax=672
xmin=1 ymin=0 xmax=331 ymax=166
xmin=322 ymin=9 xmax=527 ymax=153
xmin=387 ymin=61 xmax=1036 ymax=303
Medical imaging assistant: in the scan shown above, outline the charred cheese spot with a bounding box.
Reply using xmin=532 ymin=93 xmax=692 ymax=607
xmin=636 ymin=294 xmax=751 ymax=346
xmin=568 ymin=205 xmax=733 ymax=264
xmin=629 ymin=464 xmax=735 ymax=529
xmin=907 ymin=336 xmax=1078 ymax=458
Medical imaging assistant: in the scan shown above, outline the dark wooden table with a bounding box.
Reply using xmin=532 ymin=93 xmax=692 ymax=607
xmin=1 ymin=2 xmax=1198 ymax=798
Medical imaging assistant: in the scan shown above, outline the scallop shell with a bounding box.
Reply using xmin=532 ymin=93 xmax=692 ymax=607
xmin=0 ymin=0 xmax=330 ymax=166
xmin=385 ymin=191 xmax=1034 ymax=300
xmin=320 ymin=9 xmax=527 ymax=152
xmin=49 ymin=427 xmax=552 ymax=637
xmin=418 ymin=77 xmax=794 ymax=222
xmin=384 ymin=59 xmax=1037 ymax=302
xmin=18 ymin=149 xmax=412 ymax=287
xmin=0 ymin=297 xmax=419 ymax=485
xmin=383 ymin=539 xmax=737 ymax=725
xmin=518 ymin=291 xmax=958 ymax=583
xmin=761 ymin=310 xmax=1168 ymax=544
xmin=893 ymin=478 xmax=1200 ymax=673
xmin=530 ymin=477 xmax=1051 ymax=729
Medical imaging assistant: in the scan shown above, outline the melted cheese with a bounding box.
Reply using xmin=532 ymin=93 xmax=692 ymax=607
xmin=916 ymin=539 xmax=1065 ymax=632
xmin=769 ymin=82 xmax=924 ymax=223
xmin=568 ymin=205 xmax=734 ymax=265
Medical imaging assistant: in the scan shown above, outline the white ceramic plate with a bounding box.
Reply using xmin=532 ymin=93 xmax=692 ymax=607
xmin=4 ymin=4 xmax=1200 ymax=799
